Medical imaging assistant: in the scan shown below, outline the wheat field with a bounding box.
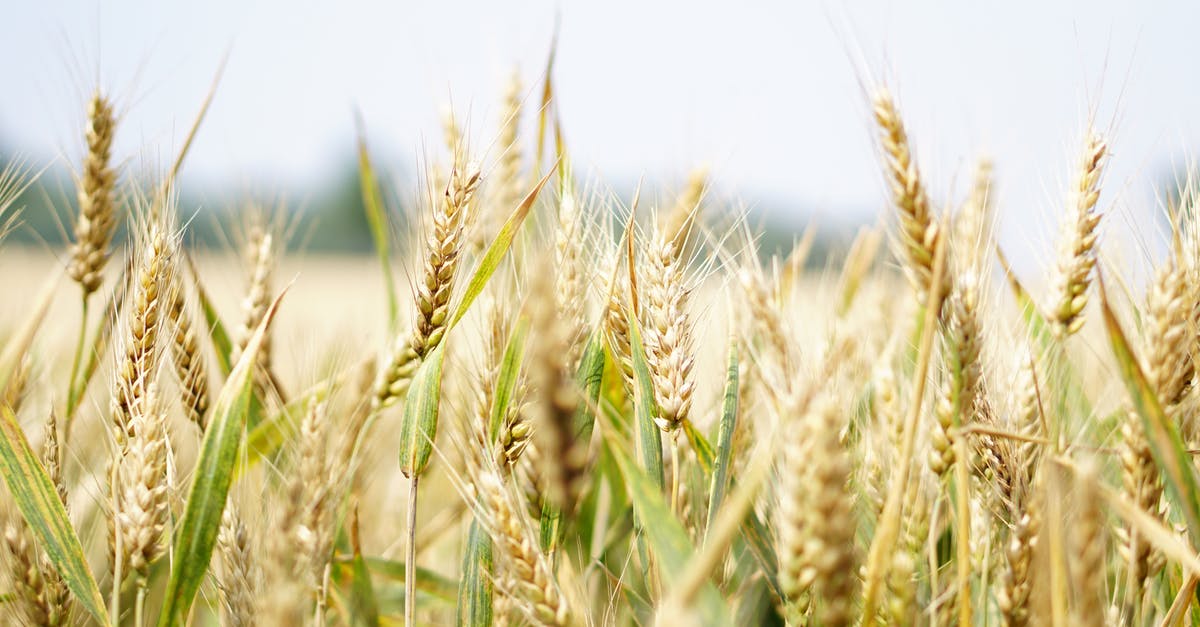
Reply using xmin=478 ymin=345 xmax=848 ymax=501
xmin=0 ymin=61 xmax=1197 ymax=627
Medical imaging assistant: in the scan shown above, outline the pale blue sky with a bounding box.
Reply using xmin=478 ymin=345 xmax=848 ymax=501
xmin=1 ymin=1 xmax=1198 ymax=266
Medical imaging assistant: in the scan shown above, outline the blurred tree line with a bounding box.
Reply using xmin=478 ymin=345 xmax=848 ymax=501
xmin=0 ymin=138 xmax=850 ymax=263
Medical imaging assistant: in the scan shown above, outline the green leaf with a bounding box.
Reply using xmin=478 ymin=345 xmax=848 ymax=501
xmin=605 ymin=423 xmax=731 ymax=625
xmin=354 ymin=113 xmax=399 ymax=331
xmin=347 ymin=508 xmax=380 ymax=627
xmin=158 ymin=288 xmax=287 ymax=627
xmin=450 ymin=167 xmax=557 ymax=330
xmin=572 ymin=333 xmax=607 ymax=443
xmin=0 ymin=406 xmax=108 ymax=625
xmin=682 ymin=420 xmax=715 ymax=472
xmin=455 ymin=520 xmax=493 ymax=626
xmin=705 ymin=341 xmax=739 ymax=537
xmin=186 ymin=254 xmax=234 ymax=376
xmin=626 ymin=311 xmax=663 ymax=489
xmin=487 ymin=318 xmax=529 ymax=442
xmin=1099 ymin=272 xmax=1200 ymax=548
xmin=398 ymin=343 xmax=446 ymax=478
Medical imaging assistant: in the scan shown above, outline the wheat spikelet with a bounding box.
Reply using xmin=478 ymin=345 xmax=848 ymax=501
xmin=931 ymin=271 xmax=987 ymax=478
xmin=807 ymin=395 xmax=858 ymax=627
xmin=554 ymin=172 xmax=589 ymax=370
xmin=1115 ymin=407 xmax=1164 ymax=595
xmin=775 ymin=394 xmax=818 ymax=619
xmin=482 ymin=69 xmax=524 ymax=248
xmin=863 ymin=363 xmax=900 ymax=517
xmin=641 ymin=222 xmax=695 ymax=431
xmin=1144 ymin=259 xmax=1192 ymax=408
xmin=2 ymin=512 xmax=52 ymax=625
xmin=873 ymin=89 xmax=944 ymax=305
xmin=112 ymin=220 xmax=173 ymax=440
xmin=375 ymin=162 xmax=481 ymax=408
xmin=37 ymin=411 xmax=71 ymax=625
xmin=998 ymin=494 xmax=1039 ymax=627
xmin=476 ymin=470 xmax=575 ymax=626
xmin=661 ymin=166 xmax=707 ymax=252
xmin=167 ymin=282 xmax=210 ymax=430
xmin=1070 ymin=461 xmax=1106 ymax=627
xmin=411 ymin=162 xmax=479 ymax=358
xmin=953 ymin=158 xmax=994 ymax=273
xmin=601 ymin=248 xmax=634 ymax=393
xmin=737 ymin=263 xmax=793 ymax=381
xmin=885 ymin=467 xmax=931 ymax=625
xmin=231 ymin=217 xmax=276 ymax=393
xmin=527 ymin=264 xmax=586 ymax=513
xmin=67 ymin=92 xmax=119 ymax=296
xmin=281 ymin=400 xmax=336 ymax=590
xmin=218 ymin=505 xmax=259 ymax=627
xmin=993 ymin=349 xmax=1045 ymax=627
xmin=1049 ymin=131 xmax=1107 ymax=336
xmin=112 ymin=383 xmax=171 ymax=578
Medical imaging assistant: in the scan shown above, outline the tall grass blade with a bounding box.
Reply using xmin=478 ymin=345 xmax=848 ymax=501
xmin=705 ymin=341 xmax=739 ymax=537
xmin=455 ymin=520 xmax=493 ymax=627
xmin=398 ymin=343 xmax=446 ymax=478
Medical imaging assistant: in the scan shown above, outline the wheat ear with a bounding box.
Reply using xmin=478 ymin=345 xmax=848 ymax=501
xmin=167 ymin=282 xmax=210 ymax=430
xmin=873 ymin=89 xmax=944 ymax=305
xmin=218 ymin=505 xmax=259 ymax=627
xmin=1049 ymin=131 xmax=1107 ymax=336
xmin=476 ymin=470 xmax=575 ymax=626
xmin=68 ymin=92 xmax=119 ymax=296
xmin=641 ymin=222 xmax=695 ymax=432
xmin=374 ymin=162 xmax=481 ymax=408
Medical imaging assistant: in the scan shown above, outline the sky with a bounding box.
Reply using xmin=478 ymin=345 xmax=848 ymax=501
xmin=2 ymin=1 xmax=1199 ymax=268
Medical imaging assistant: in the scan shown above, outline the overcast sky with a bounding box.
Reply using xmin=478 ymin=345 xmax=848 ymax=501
xmin=2 ymin=1 xmax=1198 ymax=267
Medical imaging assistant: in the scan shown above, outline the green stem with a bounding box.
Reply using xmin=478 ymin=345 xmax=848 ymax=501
xmin=670 ymin=432 xmax=681 ymax=518
xmin=134 ymin=577 xmax=147 ymax=627
xmin=110 ymin=461 xmax=123 ymax=626
xmin=405 ymin=474 xmax=420 ymax=627
xmin=65 ymin=296 xmax=90 ymax=422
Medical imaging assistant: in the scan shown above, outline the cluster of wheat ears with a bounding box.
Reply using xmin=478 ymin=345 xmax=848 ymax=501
xmin=2 ymin=60 xmax=1200 ymax=627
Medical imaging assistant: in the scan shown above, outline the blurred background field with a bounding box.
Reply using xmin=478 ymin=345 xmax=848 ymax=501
xmin=2 ymin=1 xmax=1200 ymax=270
